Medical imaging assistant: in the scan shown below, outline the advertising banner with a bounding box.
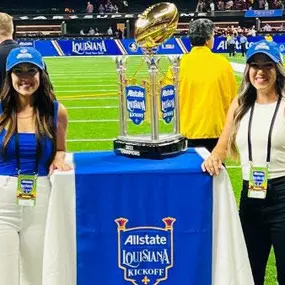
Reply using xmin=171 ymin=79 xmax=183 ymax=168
xmin=16 ymin=36 xmax=285 ymax=56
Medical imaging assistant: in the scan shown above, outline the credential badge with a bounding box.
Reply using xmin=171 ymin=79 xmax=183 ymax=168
xmin=115 ymin=217 xmax=175 ymax=285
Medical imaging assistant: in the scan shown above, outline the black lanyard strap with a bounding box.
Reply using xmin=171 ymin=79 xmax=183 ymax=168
xmin=248 ymin=96 xmax=282 ymax=164
xmin=15 ymin=119 xmax=40 ymax=175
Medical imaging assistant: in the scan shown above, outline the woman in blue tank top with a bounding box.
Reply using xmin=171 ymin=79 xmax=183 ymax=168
xmin=0 ymin=47 xmax=72 ymax=285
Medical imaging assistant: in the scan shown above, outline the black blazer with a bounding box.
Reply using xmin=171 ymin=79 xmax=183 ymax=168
xmin=0 ymin=39 xmax=18 ymax=91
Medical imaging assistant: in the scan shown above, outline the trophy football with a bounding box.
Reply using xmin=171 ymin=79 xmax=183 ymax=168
xmin=113 ymin=2 xmax=187 ymax=159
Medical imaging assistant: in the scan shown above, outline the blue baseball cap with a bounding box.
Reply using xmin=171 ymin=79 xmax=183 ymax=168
xmin=246 ymin=40 xmax=282 ymax=63
xmin=6 ymin=47 xmax=45 ymax=72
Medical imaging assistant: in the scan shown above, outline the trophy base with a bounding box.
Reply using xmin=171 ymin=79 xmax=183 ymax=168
xmin=113 ymin=136 xmax=187 ymax=159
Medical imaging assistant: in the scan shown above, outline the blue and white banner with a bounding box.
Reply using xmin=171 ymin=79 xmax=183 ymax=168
xmin=245 ymin=9 xmax=283 ymax=17
xmin=16 ymin=36 xmax=285 ymax=56
xmin=16 ymin=37 xmax=190 ymax=57
xmin=42 ymin=149 xmax=254 ymax=285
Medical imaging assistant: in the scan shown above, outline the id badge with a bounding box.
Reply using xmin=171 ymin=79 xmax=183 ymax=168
xmin=248 ymin=165 xmax=268 ymax=199
xmin=17 ymin=174 xmax=37 ymax=207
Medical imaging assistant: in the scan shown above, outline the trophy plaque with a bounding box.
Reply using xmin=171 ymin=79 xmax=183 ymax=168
xmin=113 ymin=2 xmax=187 ymax=159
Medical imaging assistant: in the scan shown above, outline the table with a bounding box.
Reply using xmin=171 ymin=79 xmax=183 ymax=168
xmin=42 ymin=148 xmax=254 ymax=285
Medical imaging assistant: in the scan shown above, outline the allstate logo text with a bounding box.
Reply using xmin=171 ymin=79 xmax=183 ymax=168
xmin=126 ymin=86 xmax=146 ymax=125
xmin=115 ymin=217 xmax=176 ymax=285
xmin=72 ymin=41 xmax=107 ymax=55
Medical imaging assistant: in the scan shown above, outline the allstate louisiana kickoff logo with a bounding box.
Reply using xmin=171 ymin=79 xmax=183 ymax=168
xmin=160 ymin=85 xmax=175 ymax=124
xmin=253 ymin=171 xmax=265 ymax=187
xmin=126 ymin=86 xmax=146 ymax=125
xmin=20 ymin=179 xmax=34 ymax=194
xmin=115 ymin=217 xmax=176 ymax=285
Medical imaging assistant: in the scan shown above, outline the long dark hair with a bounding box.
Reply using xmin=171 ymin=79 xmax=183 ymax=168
xmin=0 ymin=69 xmax=57 ymax=162
xmin=228 ymin=62 xmax=285 ymax=157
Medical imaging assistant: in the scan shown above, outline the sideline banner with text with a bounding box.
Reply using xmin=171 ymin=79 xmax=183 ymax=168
xmin=17 ymin=36 xmax=285 ymax=56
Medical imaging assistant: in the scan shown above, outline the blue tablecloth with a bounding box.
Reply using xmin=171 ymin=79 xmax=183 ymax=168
xmin=74 ymin=149 xmax=213 ymax=285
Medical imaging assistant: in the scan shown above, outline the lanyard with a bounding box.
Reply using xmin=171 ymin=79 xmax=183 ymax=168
xmin=15 ymin=119 xmax=40 ymax=175
xmin=248 ymin=96 xmax=281 ymax=164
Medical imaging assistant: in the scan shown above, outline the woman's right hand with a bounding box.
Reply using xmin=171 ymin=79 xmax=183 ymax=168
xmin=201 ymin=154 xmax=223 ymax=176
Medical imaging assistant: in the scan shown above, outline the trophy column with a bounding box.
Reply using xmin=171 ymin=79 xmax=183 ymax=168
xmin=170 ymin=56 xmax=181 ymax=135
xmin=145 ymin=56 xmax=160 ymax=141
xmin=115 ymin=57 xmax=127 ymax=137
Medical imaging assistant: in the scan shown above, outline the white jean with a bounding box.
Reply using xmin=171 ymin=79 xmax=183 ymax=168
xmin=0 ymin=175 xmax=51 ymax=285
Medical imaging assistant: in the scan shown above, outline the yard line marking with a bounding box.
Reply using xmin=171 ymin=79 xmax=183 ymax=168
xmin=59 ymin=97 xmax=117 ymax=100
xmin=56 ymin=89 xmax=117 ymax=93
xmin=226 ymin=165 xmax=242 ymax=169
xmin=50 ymin=72 xmax=149 ymax=77
xmin=69 ymin=119 xmax=119 ymax=123
xmin=55 ymin=84 xmax=117 ymax=87
xmin=67 ymin=138 xmax=115 ymax=142
xmin=67 ymin=106 xmax=117 ymax=109
xmin=230 ymin=62 xmax=245 ymax=73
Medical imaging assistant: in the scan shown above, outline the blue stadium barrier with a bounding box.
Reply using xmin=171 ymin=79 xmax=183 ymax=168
xmin=16 ymin=36 xmax=285 ymax=56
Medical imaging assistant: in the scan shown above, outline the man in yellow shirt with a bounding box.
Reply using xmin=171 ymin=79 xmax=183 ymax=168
xmin=178 ymin=18 xmax=236 ymax=152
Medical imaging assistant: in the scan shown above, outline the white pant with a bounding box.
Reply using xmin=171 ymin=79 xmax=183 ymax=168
xmin=0 ymin=175 xmax=51 ymax=285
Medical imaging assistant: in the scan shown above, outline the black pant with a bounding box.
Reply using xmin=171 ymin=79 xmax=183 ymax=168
xmin=187 ymin=138 xmax=218 ymax=153
xmin=241 ymin=43 xmax=246 ymax=56
xmin=229 ymin=43 xmax=235 ymax=56
xmin=240 ymin=177 xmax=285 ymax=285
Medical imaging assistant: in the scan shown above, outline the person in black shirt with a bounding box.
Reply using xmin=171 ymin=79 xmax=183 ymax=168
xmin=0 ymin=13 xmax=18 ymax=91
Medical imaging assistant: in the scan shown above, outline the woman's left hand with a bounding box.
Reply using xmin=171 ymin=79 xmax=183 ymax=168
xmin=49 ymin=158 xmax=73 ymax=175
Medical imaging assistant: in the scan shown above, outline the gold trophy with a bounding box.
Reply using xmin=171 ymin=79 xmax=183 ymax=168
xmin=113 ymin=2 xmax=187 ymax=159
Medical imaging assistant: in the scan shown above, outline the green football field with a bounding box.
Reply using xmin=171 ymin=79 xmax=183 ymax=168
xmin=44 ymin=54 xmax=276 ymax=284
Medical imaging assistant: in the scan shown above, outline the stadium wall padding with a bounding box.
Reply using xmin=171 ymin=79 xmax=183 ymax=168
xmin=17 ymin=36 xmax=285 ymax=56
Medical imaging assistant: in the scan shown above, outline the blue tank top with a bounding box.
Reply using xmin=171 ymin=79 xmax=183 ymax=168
xmin=0 ymin=101 xmax=58 ymax=176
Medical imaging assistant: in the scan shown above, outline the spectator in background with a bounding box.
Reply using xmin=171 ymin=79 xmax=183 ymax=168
xmin=225 ymin=0 xmax=234 ymax=10
xmin=265 ymin=0 xmax=269 ymax=9
xmin=228 ymin=34 xmax=237 ymax=57
xmin=0 ymin=13 xmax=18 ymax=92
xmin=263 ymin=23 xmax=272 ymax=32
xmin=217 ymin=0 xmax=225 ymax=10
xmin=196 ymin=0 xmax=206 ymax=12
xmin=240 ymin=33 xmax=248 ymax=56
xmin=123 ymin=0 xmax=129 ymax=11
xmin=88 ymin=27 xmax=95 ymax=35
xmin=114 ymin=4 xmax=119 ymax=13
xmin=248 ymin=25 xmax=257 ymax=37
xmin=235 ymin=0 xmax=246 ymax=9
xmin=164 ymin=19 xmax=236 ymax=152
xmin=80 ymin=29 xmax=85 ymax=35
xmin=209 ymin=1 xmax=215 ymax=14
xmin=259 ymin=0 xmax=265 ymax=9
xmin=107 ymin=26 xmax=113 ymax=36
xmin=86 ymin=1 xmax=94 ymax=13
xmin=98 ymin=4 xmax=105 ymax=14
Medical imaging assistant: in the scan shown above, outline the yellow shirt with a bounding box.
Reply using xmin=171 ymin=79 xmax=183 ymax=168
xmin=172 ymin=46 xmax=236 ymax=139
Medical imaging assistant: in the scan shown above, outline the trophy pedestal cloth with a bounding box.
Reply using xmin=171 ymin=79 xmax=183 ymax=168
xmin=113 ymin=2 xmax=187 ymax=159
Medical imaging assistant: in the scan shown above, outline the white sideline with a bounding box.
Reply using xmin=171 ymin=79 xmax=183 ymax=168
xmin=230 ymin=62 xmax=245 ymax=73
